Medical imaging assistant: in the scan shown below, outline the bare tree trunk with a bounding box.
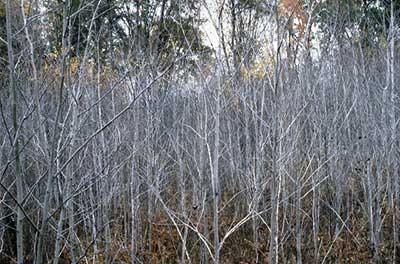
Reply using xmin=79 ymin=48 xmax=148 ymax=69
xmin=209 ymin=6 xmax=224 ymax=263
xmin=389 ymin=2 xmax=398 ymax=261
xmin=35 ymin=1 xmax=69 ymax=262
xmin=367 ymin=157 xmax=380 ymax=262
xmin=131 ymin=96 xmax=140 ymax=264
xmin=212 ymin=64 xmax=221 ymax=264
xmin=199 ymin=100 xmax=209 ymax=264
xmin=6 ymin=0 xmax=24 ymax=262
xmin=295 ymin=166 xmax=302 ymax=264
xmin=53 ymin=204 xmax=66 ymax=264
xmin=270 ymin=2 xmax=281 ymax=263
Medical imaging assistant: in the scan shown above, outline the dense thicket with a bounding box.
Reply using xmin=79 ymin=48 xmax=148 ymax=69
xmin=0 ymin=0 xmax=399 ymax=263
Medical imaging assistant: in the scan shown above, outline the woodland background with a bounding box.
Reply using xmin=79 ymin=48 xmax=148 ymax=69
xmin=0 ymin=0 xmax=399 ymax=263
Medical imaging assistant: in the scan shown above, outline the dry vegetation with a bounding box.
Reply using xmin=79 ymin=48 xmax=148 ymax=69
xmin=0 ymin=0 xmax=399 ymax=263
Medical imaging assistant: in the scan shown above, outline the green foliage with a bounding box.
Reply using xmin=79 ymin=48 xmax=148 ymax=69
xmin=42 ymin=0 xmax=211 ymax=74
xmin=152 ymin=16 xmax=212 ymax=69
xmin=315 ymin=0 xmax=400 ymax=49
xmin=0 ymin=2 xmax=7 ymax=54
xmin=0 ymin=1 xmax=9 ymax=82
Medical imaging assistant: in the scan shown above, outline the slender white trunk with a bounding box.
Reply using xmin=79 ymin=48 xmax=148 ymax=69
xmin=36 ymin=2 xmax=69 ymax=262
xmin=212 ymin=70 xmax=221 ymax=264
xmin=5 ymin=0 xmax=24 ymax=262
xmin=389 ymin=2 xmax=398 ymax=262
xmin=270 ymin=2 xmax=281 ymax=263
